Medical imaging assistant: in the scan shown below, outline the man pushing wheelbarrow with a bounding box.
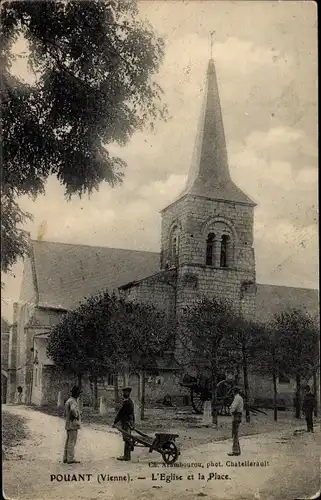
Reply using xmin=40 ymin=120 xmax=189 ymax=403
xmin=112 ymin=386 xmax=135 ymax=461
xmin=112 ymin=386 xmax=180 ymax=464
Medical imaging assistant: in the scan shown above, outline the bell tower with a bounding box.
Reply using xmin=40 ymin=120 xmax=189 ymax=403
xmin=160 ymin=47 xmax=257 ymax=318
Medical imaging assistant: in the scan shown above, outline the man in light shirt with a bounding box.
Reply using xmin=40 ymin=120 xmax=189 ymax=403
xmin=228 ymin=386 xmax=244 ymax=456
xmin=63 ymin=385 xmax=82 ymax=464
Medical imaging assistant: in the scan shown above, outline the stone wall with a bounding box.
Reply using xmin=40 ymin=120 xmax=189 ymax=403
xmin=120 ymin=270 xmax=177 ymax=318
xmin=161 ymin=195 xmax=255 ymax=270
xmin=31 ymin=368 xmax=183 ymax=407
xmin=1 ymin=332 xmax=9 ymax=372
xmin=19 ymin=254 xmax=37 ymax=304
xmin=176 ymin=265 xmax=256 ymax=317
xmin=7 ymin=304 xmax=66 ymax=404
xmin=160 ymin=194 xmax=256 ymax=317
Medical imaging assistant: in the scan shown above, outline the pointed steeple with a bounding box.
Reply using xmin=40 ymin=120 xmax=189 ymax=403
xmin=179 ymin=58 xmax=254 ymax=205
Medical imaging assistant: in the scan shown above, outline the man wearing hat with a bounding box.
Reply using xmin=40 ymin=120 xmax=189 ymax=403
xmin=113 ymin=387 xmax=135 ymax=461
xmin=63 ymin=385 xmax=82 ymax=464
xmin=228 ymin=386 xmax=243 ymax=456
xmin=302 ymin=385 xmax=316 ymax=432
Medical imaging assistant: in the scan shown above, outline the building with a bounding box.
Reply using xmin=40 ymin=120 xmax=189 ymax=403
xmin=1 ymin=317 xmax=10 ymax=403
xmin=6 ymin=57 xmax=319 ymax=407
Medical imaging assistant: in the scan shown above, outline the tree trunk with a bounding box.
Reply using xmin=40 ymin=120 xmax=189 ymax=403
xmin=211 ymin=354 xmax=218 ymax=427
xmin=89 ymin=378 xmax=94 ymax=406
xmin=272 ymin=362 xmax=278 ymax=422
xmin=137 ymin=372 xmax=141 ymax=403
xmin=235 ymin=364 xmax=240 ymax=385
xmin=295 ymin=373 xmax=301 ymax=419
xmin=140 ymin=370 xmax=146 ymax=421
xmin=114 ymin=371 xmax=119 ymax=406
xmin=242 ymin=346 xmax=250 ymax=423
xmin=77 ymin=373 xmax=83 ymax=412
xmin=93 ymin=376 xmax=98 ymax=410
xmin=313 ymin=371 xmax=318 ymax=417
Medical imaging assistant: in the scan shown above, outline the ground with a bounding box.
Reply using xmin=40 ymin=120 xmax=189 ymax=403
xmin=2 ymin=411 xmax=28 ymax=457
xmin=2 ymin=405 xmax=320 ymax=500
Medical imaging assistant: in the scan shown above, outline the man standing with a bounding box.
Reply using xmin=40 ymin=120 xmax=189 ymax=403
xmin=63 ymin=386 xmax=81 ymax=464
xmin=303 ymin=385 xmax=316 ymax=433
xmin=16 ymin=386 xmax=23 ymax=404
xmin=227 ymin=386 xmax=244 ymax=456
xmin=113 ymin=387 xmax=135 ymax=461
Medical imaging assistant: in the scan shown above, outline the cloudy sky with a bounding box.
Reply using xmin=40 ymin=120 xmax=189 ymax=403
xmin=2 ymin=1 xmax=318 ymax=320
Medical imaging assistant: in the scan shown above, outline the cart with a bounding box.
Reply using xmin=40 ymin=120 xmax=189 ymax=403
xmin=115 ymin=425 xmax=180 ymax=464
xmin=180 ymin=374 xmax=267 ymax=416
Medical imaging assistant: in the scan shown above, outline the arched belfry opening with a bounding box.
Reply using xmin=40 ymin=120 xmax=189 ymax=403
xmin=220 ymin=234 xmax=229 ymax=268
xmin=206 ymin=232 xmax=216 ymax=266
xmin=204 ymin=220 xmax=234 ymax=268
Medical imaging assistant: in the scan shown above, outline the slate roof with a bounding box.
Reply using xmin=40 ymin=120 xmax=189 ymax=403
xmin=174 ymin=59 xmax=254 ymax=207
xmin=255 ymin=284 xmax=319 ymax=323
xmin=26 ymin=240 xmax=319 ymax=321
xmin=30 ymin=240 xmax=160 ymax=310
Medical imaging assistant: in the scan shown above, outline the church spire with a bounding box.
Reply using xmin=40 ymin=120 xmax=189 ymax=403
xmin=179 ymin=36 xmax=254 ymax=205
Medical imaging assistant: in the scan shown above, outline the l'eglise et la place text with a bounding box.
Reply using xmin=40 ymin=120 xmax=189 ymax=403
xmin=226 ymin=460 xmax=270 ymax=467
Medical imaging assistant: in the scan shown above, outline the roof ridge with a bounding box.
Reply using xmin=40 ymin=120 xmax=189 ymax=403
xmin=257 ymin=283 xmax=318 ymax=293
xmin=31 ymin=239 xmax=159 ymax=254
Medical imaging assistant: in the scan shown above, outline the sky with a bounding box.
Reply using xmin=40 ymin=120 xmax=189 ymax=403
xmin=1 ymin=0 xmax=318 ymax=321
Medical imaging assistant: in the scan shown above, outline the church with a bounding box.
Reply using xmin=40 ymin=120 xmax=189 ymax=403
xmin=6 ymin=57 xmax=318 ymax=407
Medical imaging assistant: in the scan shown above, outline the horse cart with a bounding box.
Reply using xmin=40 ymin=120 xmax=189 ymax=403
xmin=115 ymin=425 xmax=180 ymax=464
xmin=180 ymin=374 xmax=267 ymax=416
xmin=180 ymin=374 xmax=235 ymax=415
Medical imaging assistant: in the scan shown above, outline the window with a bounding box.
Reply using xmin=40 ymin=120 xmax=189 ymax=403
xmin=34 ymin=366 xmax=38 ymax=387
xmin=172 ymin=236 xmax=178 ymax=259
xmin=206 ymin=233 xmax=215 ymax=266
xmin=170 ymin=227 xmax=180 ymax=265
xmin=220 ymin=235 xmax=229 ymax=268
xmin=107 ymin=373 xmax=114 ymax=386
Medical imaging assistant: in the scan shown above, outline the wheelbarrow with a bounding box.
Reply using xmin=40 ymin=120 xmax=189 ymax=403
xmin=115 ymin=425 xmax=180 ymax=464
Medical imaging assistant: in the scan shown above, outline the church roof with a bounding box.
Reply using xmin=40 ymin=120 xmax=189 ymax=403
xmin=25 ymin=240 xmax=319 ymax=322
xmin=176 ymin=59 xmax=254 ymax=206
xmin=255 ymin=283 xmax=319 ymax=323
xmin=29 ymin=240 xmax=160 ymax=310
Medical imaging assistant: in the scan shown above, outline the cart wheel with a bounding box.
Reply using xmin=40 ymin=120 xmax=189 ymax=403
xmin=161 ymin=441 xmax=179 ymax=464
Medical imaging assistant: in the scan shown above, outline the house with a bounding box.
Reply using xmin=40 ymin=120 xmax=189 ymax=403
xmin=1 ymin=317 xmax=10 ymax=403
xmin=6 ymin=56 xmax=319 ymax=407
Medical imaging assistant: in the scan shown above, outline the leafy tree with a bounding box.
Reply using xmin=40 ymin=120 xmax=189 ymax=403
xmin=1 ymin=0 xmax=166 ymax=273
xmin=179 ymin=297 xmax=239 ymax=427
xmin=47 ymin=290 xmax=174 ymax=414
xmin=1 ymin=196 xmax=32 ymax=283
xmin=117 ymin=300 xmax=174 ymax=419
xmin=247 ymin=322 xmax=284 ymax=421
xmin=222 ymin=319 xmax=263 ymax=423
xmin=47 ymin=291 xmax=124 ymax=408
xmin=273 ymin=308 xmax=319 ymax=419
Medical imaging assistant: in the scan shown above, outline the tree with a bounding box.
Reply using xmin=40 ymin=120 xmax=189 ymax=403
xmin=47 ymin=291 xmax=124 ymax=408
xmin=179 ymin=297 xmax=239 ymax=427
xmin=248 ymin=322 xmax=283 ymax=421
xmin=1 ymin=0 xmax=166 ymax=273
xmin=1 ymin=196 xmax=32 ymax=283
xmin=47 ymin=290 xmax=174 ymax=414
xmin=222 ymin=319 xmax=262 ymax=423
xmin=116 ymin=299 xmax=174 ymax=420
xmin=273 ymin=309 xmax=319 ymax=419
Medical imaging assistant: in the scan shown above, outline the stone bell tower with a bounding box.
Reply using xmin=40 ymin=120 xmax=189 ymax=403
xmin=160 ymin=55 xmax=257 ymax=318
